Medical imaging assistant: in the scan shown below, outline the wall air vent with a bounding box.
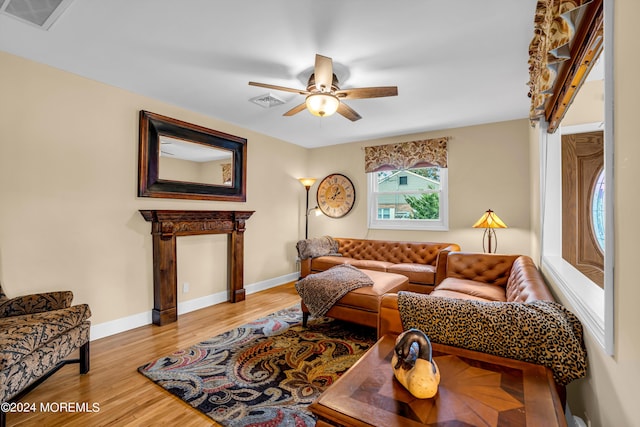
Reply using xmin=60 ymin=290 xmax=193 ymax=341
xmin=0 ymin=0 xmax=75 ymax=30
xmin=250 ymin=93 xmax=286 ymax=109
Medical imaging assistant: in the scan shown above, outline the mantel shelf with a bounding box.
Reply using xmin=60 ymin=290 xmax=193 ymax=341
xmin=140 ymin=210 xmax=255 ymax=325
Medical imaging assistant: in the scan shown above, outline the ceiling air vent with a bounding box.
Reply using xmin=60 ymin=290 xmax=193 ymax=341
xmin=0 ymin=0 xmax=75 ymax=30
xmin=250 ymin=93 xmax=285 ymax=109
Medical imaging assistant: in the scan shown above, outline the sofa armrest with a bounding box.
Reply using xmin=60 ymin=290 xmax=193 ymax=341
xmin=434 ymin=250 xmax=451 ymax=285
xmin=300 ymin=258 xmax=312 ymax=278
xmin=0 ymin=291 xmax=74 ymax=318
xmin=506 ymin=256 xmax=555 ymax=302
xmin=443 ymin=244 xmax=461 ymax=253
xmin=377 ymin=293 xmax=404 ymax=338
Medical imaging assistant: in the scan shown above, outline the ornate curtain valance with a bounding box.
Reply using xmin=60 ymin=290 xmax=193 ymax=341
xmin=527 ymin=0 xmax=602 ymax=130
xmin=364 ymin=137 xmax=449 ymax=173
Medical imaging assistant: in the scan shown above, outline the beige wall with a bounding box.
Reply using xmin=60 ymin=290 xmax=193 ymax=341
xmin=307 ymin=119 xmax=534 ymax=256
xmin=0 ymin=51 xmax=308 ymax=326
xmin=563 ymin=79 xmax=605 ymax=126
xmin=159 ymin=157 xmax=228 ymax=185
xmin=159 ymin=156 xmax=201 ymax=182
xmin=528 ymin=1 xmax=640 ymax=425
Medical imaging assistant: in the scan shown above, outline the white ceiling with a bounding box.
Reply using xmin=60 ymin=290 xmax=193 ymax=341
xmin=0 ymin=0 xmax=538 ymax=148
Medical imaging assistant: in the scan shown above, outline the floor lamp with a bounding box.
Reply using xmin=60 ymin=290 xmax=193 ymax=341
xmin=472 ymin=209 xmax=507 ymax=253
xmin=298 ymin=178 xmax=316 ymax=239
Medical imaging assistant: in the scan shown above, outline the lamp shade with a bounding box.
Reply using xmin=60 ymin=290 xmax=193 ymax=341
xmin=308 ymin=205 xmax=323 ymax=216
xmin=472 ymin=209 xmax=507 ymax=229
xmin=305 ymin=93 xmax=340 ymax=117
xmin=298 ymin=177 xmax=316 ymax=188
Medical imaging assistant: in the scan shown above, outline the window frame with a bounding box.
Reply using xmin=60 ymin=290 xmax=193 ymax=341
xmin=540 ymin=121 xmax=613 ymax=355
xmin=367 ymin=167 xmax=449 ymax=231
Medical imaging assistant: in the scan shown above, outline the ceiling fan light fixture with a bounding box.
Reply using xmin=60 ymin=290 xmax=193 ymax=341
xmin=305 ymin=93 xmax=340 ymax=117
xmin=249 ymin=54 xmax=396 ymax=121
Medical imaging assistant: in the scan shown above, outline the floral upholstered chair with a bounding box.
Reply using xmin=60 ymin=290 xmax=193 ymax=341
xmin=0 ymin=285 xmax=91 ymax=427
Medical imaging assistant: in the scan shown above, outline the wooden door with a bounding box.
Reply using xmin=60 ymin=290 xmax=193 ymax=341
xmin=562 ymin=131 xmax=604 ymax=287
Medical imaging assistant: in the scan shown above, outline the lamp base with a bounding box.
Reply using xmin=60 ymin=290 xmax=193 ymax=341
xmin=482 ymin=228 xmax=498 ymax=253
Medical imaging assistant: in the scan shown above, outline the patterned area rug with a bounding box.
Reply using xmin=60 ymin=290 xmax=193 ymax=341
xmin=138 ymin=306 xmax=376 ymax=426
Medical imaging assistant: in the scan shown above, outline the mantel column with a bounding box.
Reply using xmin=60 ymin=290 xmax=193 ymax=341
xmin=151 ymin=223 xmax=178 ymax=325
xmin=229 ymin=217 xmax=247 ymax=303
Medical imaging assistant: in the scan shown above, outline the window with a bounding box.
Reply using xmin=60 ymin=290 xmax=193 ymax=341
xmin=533 ymin=0 xmax=613 ymax=356
xmin=541 ymin=123 xmax=610 ymax=353
xmin=368 ymin=167 xmax=448 ymax=230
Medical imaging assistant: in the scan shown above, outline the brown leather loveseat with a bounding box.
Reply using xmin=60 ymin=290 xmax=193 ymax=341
xmin=377 ymin=251 xmax=588 ymax=395
xmin=298 ymin=237 xmax=460 ymax=293
xmin=378 ymin=251 xmax=555 ymax=336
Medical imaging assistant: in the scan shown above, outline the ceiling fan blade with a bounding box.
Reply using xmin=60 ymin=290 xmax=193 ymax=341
xmin=337 ymin=102 xmax=362 ymax=122
xmin=336 ymin=86 xmax=398 ymax=99
xmin=249 ymin=81 xmax=309 ymax=95
xmin=283 ymin=103 xmax=308 ymax=116
xmin=314 ymin=54 xmax=334 ymax=92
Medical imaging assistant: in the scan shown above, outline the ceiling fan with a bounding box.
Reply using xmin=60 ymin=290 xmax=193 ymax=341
xmin=248 ymin=54 xmax=398 ymax=121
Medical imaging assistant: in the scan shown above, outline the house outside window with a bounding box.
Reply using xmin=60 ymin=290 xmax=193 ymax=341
xmin=368 ymin=167 xmax=448 ymax=230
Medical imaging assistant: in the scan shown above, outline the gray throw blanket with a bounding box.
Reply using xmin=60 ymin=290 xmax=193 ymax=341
xmin=295 ymin=265 xmax=373 ymax=317
xmin=397 ymin=292 xmax=587 ymax=386
xmin=296 ymin=236 xmax=341 ymax=260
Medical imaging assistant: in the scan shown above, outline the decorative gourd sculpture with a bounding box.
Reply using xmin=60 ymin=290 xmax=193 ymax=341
xmin=391 ymin=328 xmax=440 ymax=399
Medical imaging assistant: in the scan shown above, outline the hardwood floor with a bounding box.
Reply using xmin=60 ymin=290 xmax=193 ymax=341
xmin=8 ymin=282 xmax=301 ymax=427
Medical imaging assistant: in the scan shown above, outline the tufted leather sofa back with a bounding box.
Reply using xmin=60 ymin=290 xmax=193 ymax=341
xmin=441 ymin=252 xmax=554 ymax=302
xmin=335 ymin=238 xmax=459 ymax=266
xmin=445 ymin=253 xmax=519 ymax=287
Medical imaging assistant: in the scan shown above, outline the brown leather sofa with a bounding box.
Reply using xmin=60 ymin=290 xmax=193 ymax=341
xmin=378 ymin=252 xmax=555 ymax=337
xmin=299 ymin=237 xmax=460 ymax=293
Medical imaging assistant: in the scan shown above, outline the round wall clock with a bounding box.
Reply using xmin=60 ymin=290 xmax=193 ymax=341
xmin=316 ymin=173 xmax=356 ymax=218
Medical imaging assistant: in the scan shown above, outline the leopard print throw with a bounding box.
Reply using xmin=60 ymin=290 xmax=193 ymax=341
xmin=397 ymin=292 xmax=587 ymax=386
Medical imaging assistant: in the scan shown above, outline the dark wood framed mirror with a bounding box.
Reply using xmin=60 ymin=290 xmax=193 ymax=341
xmin=138 ymin=110 xmax=247 ymax=201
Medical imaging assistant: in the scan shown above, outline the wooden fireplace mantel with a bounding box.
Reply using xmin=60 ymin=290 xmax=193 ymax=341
xmin=140 ymin=209 xmax=254 ymax=326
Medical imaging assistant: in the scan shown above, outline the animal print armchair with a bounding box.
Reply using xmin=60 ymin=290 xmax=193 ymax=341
xmin=0 ymin=285 xmax=91 ymax=427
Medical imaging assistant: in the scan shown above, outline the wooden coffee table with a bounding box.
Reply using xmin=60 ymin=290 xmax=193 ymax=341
xmin=309 ymin=335 xmax=567 ymax=426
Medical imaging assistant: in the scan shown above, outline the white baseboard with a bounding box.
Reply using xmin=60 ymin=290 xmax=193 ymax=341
xmin=89 ymin=272 xmax=299 ymax=341
xmin=245 ymin=272 xmax=298 ymax=295
xmin=177 ymin=290 xmax=229 ymax=316
xmin=90 ymin=311 xmax=153 ymax=341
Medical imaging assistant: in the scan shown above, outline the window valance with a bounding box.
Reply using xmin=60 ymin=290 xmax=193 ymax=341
xmin=364 ymin=137 xmax=449 ymax=173
xmin=527 ymin=0 xmax=602 ymax=131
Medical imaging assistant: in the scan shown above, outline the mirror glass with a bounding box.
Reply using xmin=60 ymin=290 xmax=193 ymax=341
xmin=159 ymin=136 xmax=234 ymax=186
xmin=138 ymin=110 xmax=247 ymax=201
